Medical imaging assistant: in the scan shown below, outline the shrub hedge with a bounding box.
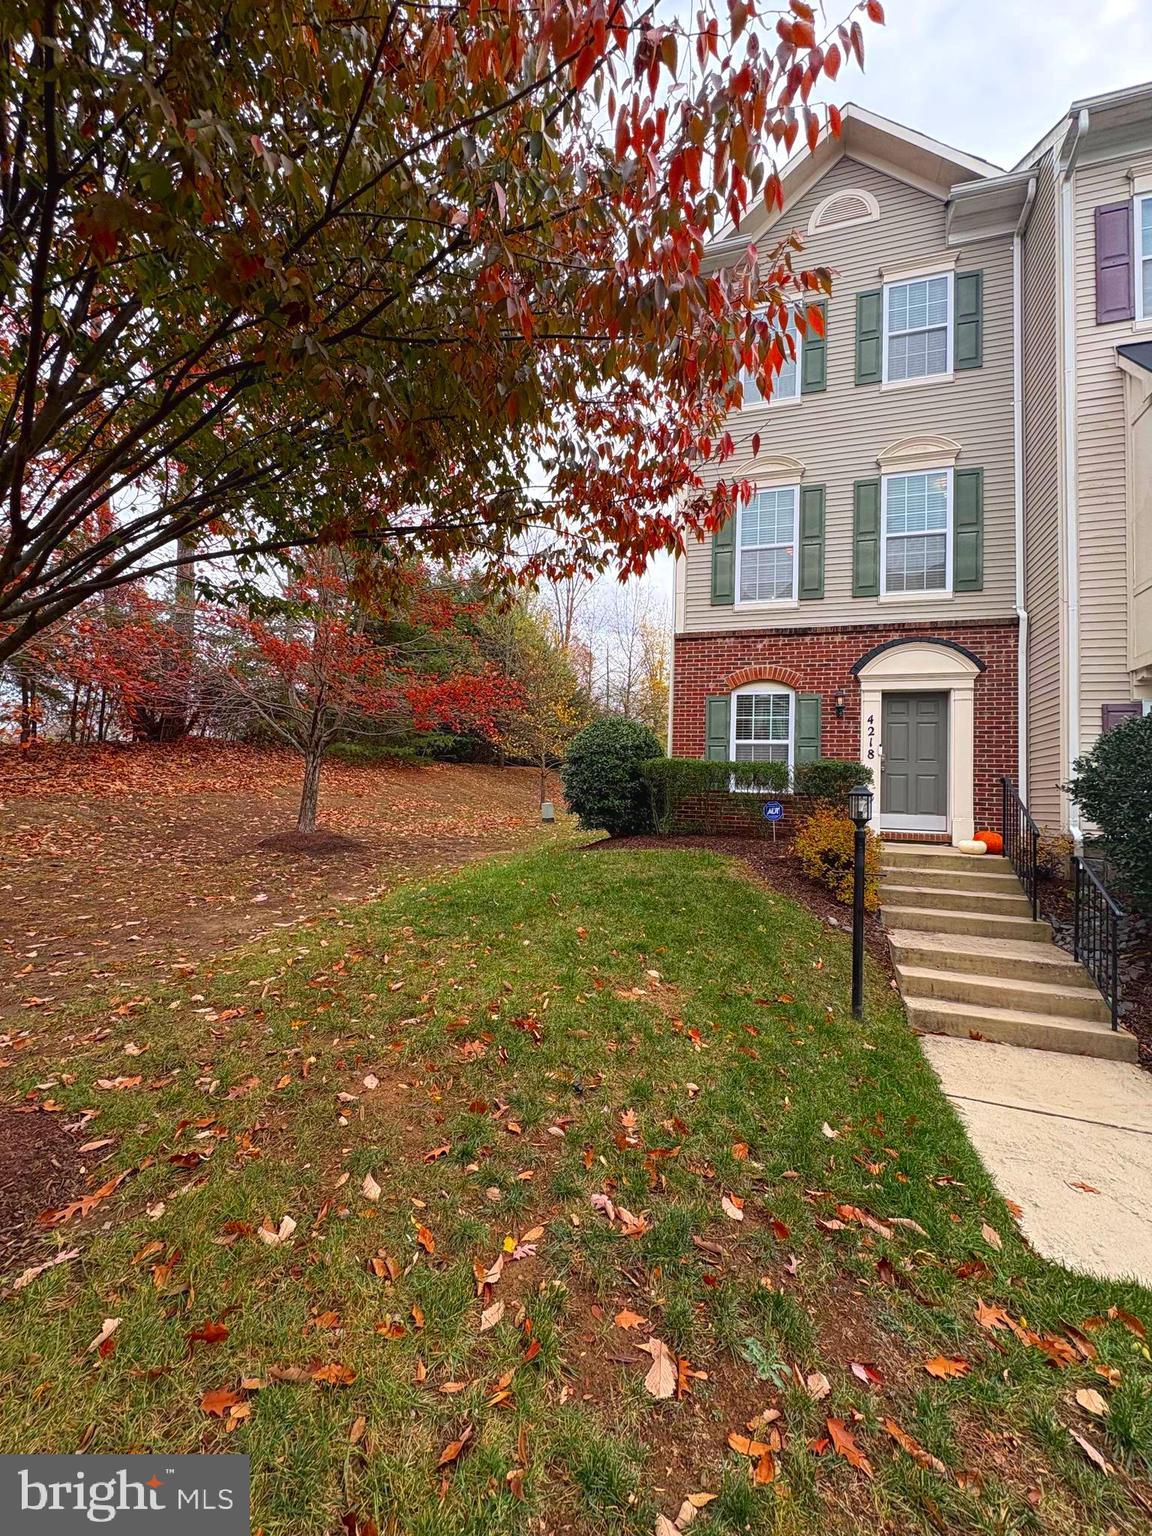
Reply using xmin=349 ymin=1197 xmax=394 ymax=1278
xmin=561 ymin=717 xmax=664 ymax=836
xmin=791 ymin=757 xmax=873 ymax=803
xmin=1065 ymin=713 xmax=1152 ymax=914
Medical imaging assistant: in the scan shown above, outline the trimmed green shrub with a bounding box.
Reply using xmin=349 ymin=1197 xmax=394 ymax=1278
xmin=640 ymin=757 xmax=789 ymax=834
xmin=562 ymin=718 xmax=664 ymax=836
xmin=1065 ymin=714 xmax=1152 ymax=913
xmin=793 ymin=806 xmax=882 ymax=910
xmin=791 ymin=757 xmax=872 ymax=804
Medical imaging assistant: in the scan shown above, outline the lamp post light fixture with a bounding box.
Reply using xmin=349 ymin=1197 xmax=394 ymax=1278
xmin=847 ymin=784 xmax=874 ymax=1019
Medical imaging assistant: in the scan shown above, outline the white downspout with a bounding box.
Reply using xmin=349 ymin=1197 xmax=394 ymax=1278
xmin=1013 ymin=175 xmax=1037 ymax=799
xmin=1058 ymin=111 xmax=1088 ymax=846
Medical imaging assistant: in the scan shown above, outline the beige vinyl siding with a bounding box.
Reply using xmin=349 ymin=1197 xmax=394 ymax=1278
xmin=1021 ymin=156 xmax=1064 ymax=827
xmin=1071 ymin=155 xmax=1146 ymax=750
xmin=682 ymin=156 xmax=1017 ymax=633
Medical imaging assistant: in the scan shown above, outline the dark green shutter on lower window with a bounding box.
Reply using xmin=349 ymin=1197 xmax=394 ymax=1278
xmin=705 ymin=695 xmax=730 ymax=761
xmin=798 ymin=485 xmax=825 ymax=600
xmin=954 ymin=468 xmax=984 ymax=591
xmin=795 ymin=694 xmax=822 ymax=763
xmin=711 ymin=514 xmax=735 ymax=605
xmin=800 ymin=300 xmax=827 ymax=394
xmin=954 ymin=271 xmax=984 ymax=370
xmin=852 ymin=478 xmax=881 ymax=596
xmin=855 ymin=289 xmax=883 ymax=384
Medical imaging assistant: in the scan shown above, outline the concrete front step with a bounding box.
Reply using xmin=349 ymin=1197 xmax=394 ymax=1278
xmin=887 ymin=930 xmax=1094 ymax=986
xmin=881 ymin=883 xmax=1035 ymax=918
xmin=882 ymin=845 xmax=1012 ymax=875
xmin=895 ymin=964 xmax=1112 ymax=1023
xmin=904 ymin=997 xmax=1137 ymax=1062
xmin=881 ymin=864 xmax=1024 ymax=894
xmin=882 ymin=904 xmax=1051 ymax=942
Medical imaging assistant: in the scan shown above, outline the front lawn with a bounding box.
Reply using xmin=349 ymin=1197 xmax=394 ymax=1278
xmin=2 ymin=846 xmax=1150 ymax=1535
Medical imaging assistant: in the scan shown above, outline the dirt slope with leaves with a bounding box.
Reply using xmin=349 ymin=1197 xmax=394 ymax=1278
xmin=0 ymin=742 xmax=562 ymax=1026
xmin=2 ymin=846 xmax=1150 ymax=1535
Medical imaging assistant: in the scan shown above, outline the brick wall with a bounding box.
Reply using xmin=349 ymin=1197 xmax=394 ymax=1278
xmin=671 ymin=618 xmax=1018 ymax=831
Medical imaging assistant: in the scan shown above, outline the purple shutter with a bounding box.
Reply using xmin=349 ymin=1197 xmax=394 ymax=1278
xmin=1101 ymin=701 xmax=1141 ymax=734
xmin=1096 ymin=202 xmax=1135 ymax=324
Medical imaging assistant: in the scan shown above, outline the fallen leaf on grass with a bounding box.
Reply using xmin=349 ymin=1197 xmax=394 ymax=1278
xmin=87 ymin=1317 xmax=121 ymax=1354
xmin=415 ymin=1225 xmax=435 ymax=1254
xmin=923 ymin=1356 xmax=970 ymax=1379
xmin=655 ymin=1518 xmax=680 ymax=1536
xmin=437 ymin=1425 xmax=473 ymax=1468
xmin=480 ymin=1301 xmax=505 ymax=1332
xmin=349 ymin=1416 xmax=367 ymax=1444
xmin=804 ymin=1372 xmax=831 ymax=1400
xmin=1075 ymin=1388 xmax=1110 ymax=1417
xmin=258 ymin=1215 xmax=296 ymax=1246
xmin=727 ymin=1432 xmax=775 ymax=1458
xmin=720 ymin=1194 xmax=744 ymax=1222
xmin=639 ymin=1336 xmax=678 ymax=1399
xmin=731 ymin=1142 xmax=749 ymax=1161
xmin=186 ymin=1319 xmax=229 ymax=1345
xmin=201 ymin=1388 xmax=245 ymax=1418
xmin=7 ymin=1248 xmax=79 ymax=1294
xmin=827 ymin=1418 xmax=873 ymax=1479
xmin=980 ymin=1222 xmax=1003 ymax=1252
xmin=821 ymin=1122 xmax=839 ymax=1139
xmin=615 ymin=1309 xmax=648 ymax=1331
xmin=310 ymin=1363 xmax=357 ymax=1386
xmin=882 ymin=1418 xmax=947 ymax=1476
xmin=754 ymin=1451 xmax=775 ymax=1484
xmin=850 ymin=1361 xmax=883 ymax=1387
xmin=1069 ymin=1428 xmax=1113 ymax=1474
xmin=361 ymin=1173 xmax=381 ymax=1202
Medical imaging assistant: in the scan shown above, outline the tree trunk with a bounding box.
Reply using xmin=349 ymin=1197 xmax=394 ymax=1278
xmin=19 ymin=676 xmax=34 ymax=744
xmin=297 ymin=746 xmax=324 ymax=833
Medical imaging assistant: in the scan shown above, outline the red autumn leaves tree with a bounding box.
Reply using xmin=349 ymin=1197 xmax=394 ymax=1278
xmin=209 ymin=557 xmax=517 ymax=833
xmin=0 ymin=0 xmax=880 ymax=665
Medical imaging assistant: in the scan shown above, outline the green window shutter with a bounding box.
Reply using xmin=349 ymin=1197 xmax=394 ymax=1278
xmin=954 ymin=271 xmax=983 ymax=370
xmin=711 ymin=513 xmax=735 ymax=605
xmin=705 ymin=695 xmax=730 ymax=761
xmin=953 ymin=468 xmax=984 ymax=592
xmin=855 ymin=288 xmax=883 ymax=384
xmin=798 ymin=484 xmax=825 ymax=600
xmin=795 ymin=694 xmax=822 ymax=764
xmin=800 ymin=299 xmax=827 ymax=394
xmin=852 ymin=478 xmax=881 ymax=596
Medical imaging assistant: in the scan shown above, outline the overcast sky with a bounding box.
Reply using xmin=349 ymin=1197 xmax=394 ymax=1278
xmin=837 ymin=0 xmax=1152 ymax=168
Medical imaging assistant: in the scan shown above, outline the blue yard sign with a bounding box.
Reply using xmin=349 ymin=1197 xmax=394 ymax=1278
xmin=762 ymin=800 xmax=784 ymax=822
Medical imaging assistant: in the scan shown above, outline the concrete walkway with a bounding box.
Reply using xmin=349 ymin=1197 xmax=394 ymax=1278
xmin=921 ymin=1035 xmax=1152 ymax=1287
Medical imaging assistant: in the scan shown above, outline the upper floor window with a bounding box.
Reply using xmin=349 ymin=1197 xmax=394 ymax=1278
xmin=884 ymin=273 xmax=953 ymax=383
xmin=732 ymin=687 xmax=793 ymax=771
xmin=743 ymin=312 xmax=800 ymax=405
xmin=737 ymin=486 xmax=798 ymax=603
xmin=1138 ymin=193 xmax=1152 ymax=322
xmin=881 ymin=469 xmax=952 ymax=595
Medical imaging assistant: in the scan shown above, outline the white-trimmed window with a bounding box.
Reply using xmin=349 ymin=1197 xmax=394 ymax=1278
xmin=881 ymin=469 xmax=952 ymax=595
xmin=883 ymin=273 xmax=953 ymax=382
xmin=743 ymin=311 xmax=801 ymax=405
xmin=1137 ymin=193 xmax=1152 ymax=322
xmin=731 ymin=685 xmax=794 ymax=775
xmin=736 ymin=485 xmax=798 ymax=603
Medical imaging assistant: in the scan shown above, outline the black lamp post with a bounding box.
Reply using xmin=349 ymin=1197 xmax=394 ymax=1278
xmin=848 ymin=784 xmax=874 ymax=1018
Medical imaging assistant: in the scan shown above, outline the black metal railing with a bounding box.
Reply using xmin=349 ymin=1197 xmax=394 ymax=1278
xmin=1000 ymin=776 xmax=1040 ymax=921
xmin=1073 ymin=856 xmax=1125 ymax=1030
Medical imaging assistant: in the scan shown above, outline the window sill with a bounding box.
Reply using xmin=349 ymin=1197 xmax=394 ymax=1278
xmin=734 ymin=598 xmax=801 ymax=611
xmin=880 ymin=372 xmax=954 ymax=392
xmin=877 ymin=589 xmax=954 ymax=604
xmin=741 ymin=393 xmax=803 ymax=411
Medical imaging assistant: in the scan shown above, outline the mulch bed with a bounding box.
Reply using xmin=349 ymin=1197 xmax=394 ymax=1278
xmin=0 ymin=1109 xmax=80 ymax=1273
xmin=257 ymin=827 xmax=368 ymax=857
xmin=1037 ymin=877 xmax=1152 ymax=1066
xmin=584 ymin=833 xmax=893 ymax=974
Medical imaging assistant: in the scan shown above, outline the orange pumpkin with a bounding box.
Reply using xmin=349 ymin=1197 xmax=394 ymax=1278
xmin=974 ymin=829 xmax=1004 ymax=855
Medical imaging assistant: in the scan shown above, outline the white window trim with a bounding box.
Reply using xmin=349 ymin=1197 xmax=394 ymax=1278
xmin=734 ymin=485 xmax=800 ymax=608
xmin=729 ymin=682 xmax=795 ymax=788
xmin=1135 ymin=191 xmax=1152 ymax=324
xmin=742 ymin=308 xmax=803 ymax=410
xmin=882 ymin=269 xmax=954 ymax=386
xmin=879 ymin=467 xmax=954 ymax=599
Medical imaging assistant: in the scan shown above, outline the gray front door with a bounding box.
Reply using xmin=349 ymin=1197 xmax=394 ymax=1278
xmin=880 ymin=693 xmax=948 ymax=830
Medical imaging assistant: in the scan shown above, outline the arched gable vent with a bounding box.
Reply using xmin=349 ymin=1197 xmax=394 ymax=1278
xmin=807 ymin=188 xmax=881 ymax=235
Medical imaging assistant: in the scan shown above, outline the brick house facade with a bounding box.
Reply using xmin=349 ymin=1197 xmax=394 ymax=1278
xmin=672 ymin=617 xmax=1018 ymax=832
